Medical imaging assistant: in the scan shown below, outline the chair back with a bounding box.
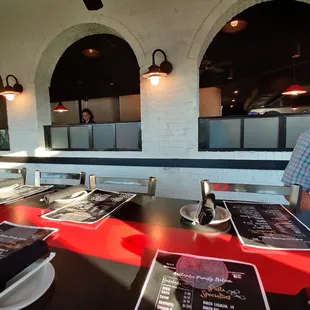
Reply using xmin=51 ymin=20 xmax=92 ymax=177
xmin=34 ymin=170 xmax=86 ymax=187
xmin=201 ymin=180 xmax=301 ymax=210
xmin=89 ymin=175 xmax=157 ymax=196
xmin=0 ymin=167 xmax=27 ymax=185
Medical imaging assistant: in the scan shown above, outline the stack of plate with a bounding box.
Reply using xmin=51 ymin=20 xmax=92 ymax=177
xmin=0 ymin=253 xmax=55 ymax=310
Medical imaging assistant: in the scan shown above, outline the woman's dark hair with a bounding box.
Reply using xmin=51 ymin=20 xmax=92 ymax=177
xmin=82 ymin=108 xmax=94 ymax=121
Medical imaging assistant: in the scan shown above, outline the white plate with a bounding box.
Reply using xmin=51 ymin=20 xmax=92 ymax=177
xmin=180 ymin=204 xmax=231 ymax=225
xmin=0 ymin=262 xmax=55 ymax=310
xmin=55 ymin=190 xmax=88 ymax=204
xmin=0 ymin=253 xmax=55 ymax=300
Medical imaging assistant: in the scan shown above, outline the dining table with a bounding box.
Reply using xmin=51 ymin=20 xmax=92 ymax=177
xmin=0 ymin=191 xmax=309 ymax=310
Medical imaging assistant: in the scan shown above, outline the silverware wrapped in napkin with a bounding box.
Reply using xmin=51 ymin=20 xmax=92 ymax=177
xmin=0 ymin=179 xmax=21 ymax=190
xmin=43 ymin=185 xmax=87 ymax=204
xmin=197 ymin=193 xmax=216 ymax=226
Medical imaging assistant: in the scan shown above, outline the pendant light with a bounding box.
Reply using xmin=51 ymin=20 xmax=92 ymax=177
xmin=53 ymin=102 xmax=68 ymax=113
xmin=222 ymin=20 xmax=247 ymax=34
xmin=282 ymin=45 xmax=307 ymax=96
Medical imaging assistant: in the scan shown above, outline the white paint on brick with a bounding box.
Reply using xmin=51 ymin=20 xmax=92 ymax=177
xmin=0 ymin=0 xmax=304 ymax=199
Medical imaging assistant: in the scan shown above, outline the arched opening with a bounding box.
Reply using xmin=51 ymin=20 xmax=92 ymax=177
xmin=197 ymin=0 xmax=310 ymax=151
xmin=33 ymin=22 xmax=145 ymax=149
xmin=50 ymin=34 xmax=140 ymax=125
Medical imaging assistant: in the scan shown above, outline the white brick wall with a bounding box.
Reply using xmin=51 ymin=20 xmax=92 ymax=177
xmin=0 ymin=0 xmax=304 ymax=199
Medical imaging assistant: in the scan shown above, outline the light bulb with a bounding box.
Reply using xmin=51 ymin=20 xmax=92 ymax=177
xmin=230 ymin=20 xmax=239 ymax=27
xmin=5 ymin=93 xmax=16 ymax=101
xmin=149 ymin=75 xmax=160 ymax=85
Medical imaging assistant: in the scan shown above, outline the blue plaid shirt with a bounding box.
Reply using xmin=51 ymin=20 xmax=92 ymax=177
xmin=282 ymin=129 xmax=310 ymax=190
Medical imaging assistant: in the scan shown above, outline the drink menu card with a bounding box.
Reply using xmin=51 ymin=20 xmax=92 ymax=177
xmin=0 ymin=185 xmax=52 ymax=205
xmin=0 ymin=221 xmax=58 ymax=259
xmin=42 ymin=189 xmax=136 ymax=224
xmin=224 ymin=201 xmax=310 ymax=250
xmin=135 ymin=250 xmax=270 ymax=310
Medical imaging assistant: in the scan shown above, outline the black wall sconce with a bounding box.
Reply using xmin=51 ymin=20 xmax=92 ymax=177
xmin=0 ymin=75 xmax=23 ymax=101
xmin=142 ymin=49 xmax=173 ymax=85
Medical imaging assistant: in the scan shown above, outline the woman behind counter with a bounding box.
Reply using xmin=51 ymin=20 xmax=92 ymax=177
xmin=81 ymin=108 xmax=96 ymax=124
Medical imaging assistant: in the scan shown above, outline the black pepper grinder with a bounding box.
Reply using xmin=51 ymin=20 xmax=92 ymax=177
xmin=197 ymin=193 xmax=216 ymax=226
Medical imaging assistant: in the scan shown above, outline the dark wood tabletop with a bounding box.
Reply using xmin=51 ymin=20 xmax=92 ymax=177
xmin=0 ymin=193 xmax=309 ymax=310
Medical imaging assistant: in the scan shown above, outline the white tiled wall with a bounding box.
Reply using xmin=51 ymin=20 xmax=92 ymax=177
xmin=0 ymin=0 xmax=303 ymax=200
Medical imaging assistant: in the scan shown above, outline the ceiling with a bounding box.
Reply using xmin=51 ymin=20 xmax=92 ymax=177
xmin=200 ymin=0 xmax=310 ymax=113
xmin=50 ymin=34 xmax=140 ymax=102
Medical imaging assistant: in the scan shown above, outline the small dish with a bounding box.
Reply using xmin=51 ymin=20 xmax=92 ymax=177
xmin=55 ymin=190 xmax=88 ymax=204
xmin=180 ymin=204 xmax=231 ymax=225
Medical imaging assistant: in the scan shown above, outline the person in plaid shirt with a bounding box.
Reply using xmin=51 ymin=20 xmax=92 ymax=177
xmin=282 ymin=129 xmax=310 ymax=210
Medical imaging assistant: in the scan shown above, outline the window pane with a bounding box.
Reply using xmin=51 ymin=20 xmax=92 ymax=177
xmin=93 ymin=124 xmax=115 ymax=149
xmin=286 ymin=115 xmax=310 ymax=148
xmin=244 ymin=117 xmax=279 ymax=148
xmin=70 ymin=126 xmax=90 ymax=149
xmin=209 ymin=119 xmax=241 ymax=148
xmin=51 ymin=127 xmax=68 ymax=149
xmin=116 ymin=123 xmax=140 ymax=149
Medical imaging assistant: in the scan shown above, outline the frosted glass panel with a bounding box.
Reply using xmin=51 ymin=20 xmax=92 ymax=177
xmin=286 ymin=115 xmax=310 ymax=148
xmin=244 ymin=117 xmax=279 ymax=148
xmin=116 ymin=123 xmax=140 ymax=149
xmin=0 ymin=129 xmax=9 ymax=150
xmin=209 ymin=119 xmax=241 ymax=148
xmin=51 ymin=127 xmax=68 ymax=149
xmin=70 ymin=126 xmax=89 ymax=149
xmin=93 ymin=124 xmax=115 ymax=149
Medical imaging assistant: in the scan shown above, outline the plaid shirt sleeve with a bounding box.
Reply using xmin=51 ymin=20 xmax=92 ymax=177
xmin=282 ymin=129 xmax=310 ymax=191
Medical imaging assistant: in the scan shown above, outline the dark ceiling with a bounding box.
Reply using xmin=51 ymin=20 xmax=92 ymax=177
xmin=50 ymin=34 xmax=140 ymax=102
xmin=51 ymin=0 xmax=310 ymax=113
xmin=200 ymin=0 xmax=310 ymax=113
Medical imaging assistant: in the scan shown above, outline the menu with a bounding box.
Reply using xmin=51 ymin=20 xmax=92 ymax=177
xmin=134 ymin=250 xmax=270 ymax=310
xmin=42 ymin=189 xmax=136 ymax=224
xmin=0 ymin=185 xmax=52 ymax=205
xmin=224 ymin=201 xmax=310 ymax=250
xmin=0 ymin=221 xmax=58 ymax=259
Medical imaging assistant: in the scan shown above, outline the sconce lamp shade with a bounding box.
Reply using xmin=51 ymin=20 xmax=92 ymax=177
xmin=142 ymin=49 xmax=173 ymax=85
xmin=53 ymin=102 xmax=68 ymax=113
xmin=0 ymin=75 xmax=23 ymax=101
xmin=282 ymin=84 xmax=307 ymax=96
xmin=142 ymin=64 xmax=167 ymax=85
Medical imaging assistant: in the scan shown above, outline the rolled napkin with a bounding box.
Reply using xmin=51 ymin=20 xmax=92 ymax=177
xmin=0 ymin=179 xmax=21 ymax=190
xmin=43 ymin=184 xmax=87 ymax=204
xmin=197 ymin=193 xmax=216 ymax=226
xmin=0 ymin=239 xmax=49 ymax=292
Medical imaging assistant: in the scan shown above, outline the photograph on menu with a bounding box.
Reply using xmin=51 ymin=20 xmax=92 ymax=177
xmin=42 ymin=189 xmax=136 ymax=224
xmin=0 ymin=221 xmax=58 ymax=259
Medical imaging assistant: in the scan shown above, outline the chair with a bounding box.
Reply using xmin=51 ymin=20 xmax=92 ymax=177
xmin=200 ymin=180 xmax=302 ymax=210
xmin=34 ymin=170 xmax=86 ymax=187
xmin=89 ymin=174 xmax=157 ymax=196
xmin=0 ymin=167 xmax=27 ymax=185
